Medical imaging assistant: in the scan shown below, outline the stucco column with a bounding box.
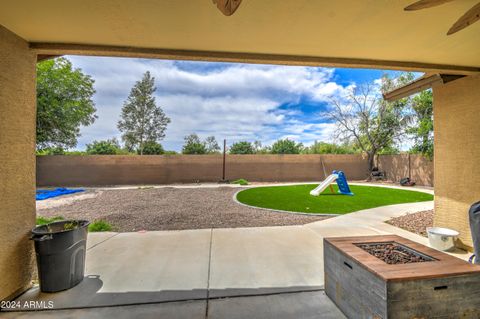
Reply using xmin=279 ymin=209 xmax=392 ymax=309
xmin=433 ymin=74 xmax=480 ymax=250
xmin=0 ymin=25 xmax=36 ymax=300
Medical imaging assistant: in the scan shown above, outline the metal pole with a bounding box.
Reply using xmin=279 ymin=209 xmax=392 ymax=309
xmin=222 ymin=139 xmax=226 ymax=181
xmin=408 ymin=153 xmax=411 ymax=179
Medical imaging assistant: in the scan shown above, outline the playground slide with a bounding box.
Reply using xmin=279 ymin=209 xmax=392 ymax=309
xmin=310 ymin=174 xmax=338 ymax=196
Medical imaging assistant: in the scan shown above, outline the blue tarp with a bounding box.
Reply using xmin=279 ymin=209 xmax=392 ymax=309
xmin=36 ymin=188 xmax=85 ymax=200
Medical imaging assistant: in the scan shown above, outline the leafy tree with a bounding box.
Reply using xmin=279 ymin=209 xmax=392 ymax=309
xmin=182 ymin=134 xmax=207 ymax=154
xmin=407 ymin=90 xmax=433 ymax=159
xmin=252 ymin=140 xmax=271 ymax=154
xmin=230 ymin=141 xmax=255 ymax=154
xmin=139 ymin=141 xmax=165 ymax=155
xmin=205 ymin=136 xmax=221 ymax=154
xmin=253 ymin=141 xmax=263 ymax=152
xmin=270 ymin=139 xmax=304 ymax=154
xmin=377 ymin=145 xmax=401 ymax=155
xmin=36 ymin=58 xmax=97 ymax=150
xmin=86 ymin=138 xmax=121 ymax=155
xmin=303 ymin=141 xmax=355 ymax=154
xmin=36 ymin=146 xmax=66 ymax=156
xmin=64 ymin=150 xmax=87 ymax=156
xmin=323 ymin=74 xmax=412 ymax=171
xmin=118 ymin=71 xmax=171 ymax=155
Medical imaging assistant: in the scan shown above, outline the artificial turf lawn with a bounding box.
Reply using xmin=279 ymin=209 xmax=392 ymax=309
xmin=236 ymin=184 xmax=433 ymax=214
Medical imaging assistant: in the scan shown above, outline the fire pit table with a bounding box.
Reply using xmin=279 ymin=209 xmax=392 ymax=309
xmin=324 ymin=235 xmax=480 ymax=319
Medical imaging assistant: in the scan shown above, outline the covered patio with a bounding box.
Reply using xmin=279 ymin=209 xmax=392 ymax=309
xmin=1 ymin=0 xmax=479 ymax=317
xmin=3 ymin=198 xmax=451 ymax=318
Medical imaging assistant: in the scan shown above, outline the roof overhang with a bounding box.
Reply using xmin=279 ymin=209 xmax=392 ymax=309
xmin=1 ymin=1 xmax=479 ymax=73
xmin=383 ymin=73 xmax=465 ymax=102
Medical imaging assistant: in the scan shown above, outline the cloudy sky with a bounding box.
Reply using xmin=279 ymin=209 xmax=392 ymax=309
xmin=68 ymin=56 xmax=402 ymax=151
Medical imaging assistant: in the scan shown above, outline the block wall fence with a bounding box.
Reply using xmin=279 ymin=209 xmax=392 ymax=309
xmin=36 ymin=154 xmax=433 ymax=187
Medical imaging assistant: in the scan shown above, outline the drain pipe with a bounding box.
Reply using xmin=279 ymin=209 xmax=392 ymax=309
xmin=469 ymin=201 xmax=480 ymax=264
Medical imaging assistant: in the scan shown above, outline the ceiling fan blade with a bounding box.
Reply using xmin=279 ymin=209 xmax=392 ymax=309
xmin=213 ymin=0 xmax=242 ymax=16
xmin=404 ymin=0 xmax=455 ymax=11
xmin=447 ymin=2 xmax=480 ymax=35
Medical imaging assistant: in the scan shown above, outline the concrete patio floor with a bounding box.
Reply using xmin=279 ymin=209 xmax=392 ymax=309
xmin=5 ymin=195 xmax=469 ymax=318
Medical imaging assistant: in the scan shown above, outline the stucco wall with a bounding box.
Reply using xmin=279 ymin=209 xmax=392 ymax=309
xmin=0 ymin=26 xmax=36 ymax=300
xmin=433 ymin=75 xmax=480 ymax=249
xmin=377 ymin=154 xmax=433 ymax=187
xmin=37 ymin=154 xmax=370 ymax=186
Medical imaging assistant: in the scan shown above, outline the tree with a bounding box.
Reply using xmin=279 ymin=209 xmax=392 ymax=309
xmin=252 ymin=140 xmax=271 ymax=154
xmin=230 ymin=141 xmax=255 ymax=154
xmin=303 ymin=141 xmax=355 ymax=154
xmin=118 ymin=71 xmax=171 ymax=155
xmin=205 ymin=136 xmax=221 ymax=154
xmin=407 ymin=90 xmax=433 ymax=159
xmin=140 ymin=141 xmax=165 ymax=155
xmin=270 ymin=139 xmax=303 ymax=154
xmin=36 ymin=147 xmax=66 ymax=155
xmin=323 ymin=74 xmax=412 ymax=171
xmin=253 ymin=141 xmax=263 ymax=152
xmin=36 ymin=58 xmax=97 ymax=150
xmin=182 ymin=134 xmax=207 ymax=154
xmin=86 ymin=138 xmax=121 ymax=155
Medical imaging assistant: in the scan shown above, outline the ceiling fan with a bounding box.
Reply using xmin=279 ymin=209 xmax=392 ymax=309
xmin=404 ymin=0 xmax=480 ymax=35
xmin=213 ymin=0 xmax=243 ymax=16
xmin=211 ymin=0 xmax=478 ymax=35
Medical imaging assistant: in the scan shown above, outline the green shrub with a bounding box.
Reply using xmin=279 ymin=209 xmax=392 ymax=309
xmin=232 ymin=179 xmax=249 ymax=185
xmin=64 ymin=150 xmax=87 ymax=155
xmin=303 ymin=141 xmax=355 ymax=154
xmin=140 ymin=141 xmax=164 ymax=155
xmin=86 ymin=138 xmax=121 ymax=155
xmin=36 ymin=216 xmax=65 ymax=225
xmin=182 ymin=133 xmax=207 ymax=154
xmin=230 ymin=141 xmax=255 ymax=154
xmin=270 ymin=139 xmax=303 ymax=154
xmin=88 ymin=220 xmax=113 ymax=232
xmin=36 ymin=147 xmax=66 ymax=155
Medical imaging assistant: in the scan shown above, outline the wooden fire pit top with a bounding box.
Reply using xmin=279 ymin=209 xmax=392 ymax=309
xmin=325 ymin=235 xmax=480 ymax=281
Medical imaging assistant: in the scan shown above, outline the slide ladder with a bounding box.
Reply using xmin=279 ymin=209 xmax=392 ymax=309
xmin=309 ymin=170 xmax=353 ymax=196
xmin=334 ymin=170 xmax=353 ymax=196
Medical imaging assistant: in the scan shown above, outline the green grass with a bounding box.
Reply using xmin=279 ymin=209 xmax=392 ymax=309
xmin=36 ymin=216 xmax=65 ymax=225
xmin=231 ymin=178 xmax=249 ymax=185
xmin=236 ymin=184 xmax=433 ymax=214
xmin=88 ymin=220 xmax=113 ymax=232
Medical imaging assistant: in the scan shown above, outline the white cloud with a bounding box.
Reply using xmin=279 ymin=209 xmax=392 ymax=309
xmin=68 ymin=56 xmax=354 ymax=151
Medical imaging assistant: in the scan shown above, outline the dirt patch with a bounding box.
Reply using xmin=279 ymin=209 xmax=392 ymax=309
xmin=37 ymin=187 xmax=330 ymax=232
xmin=36 ymin=190 xmax=99 ymax=210
xmin=386 ymin=210 xmax=433 ymax=237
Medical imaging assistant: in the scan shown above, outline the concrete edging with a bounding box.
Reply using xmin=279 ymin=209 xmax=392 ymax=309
xmin=233 ymin=185 xmax=341 ymax=217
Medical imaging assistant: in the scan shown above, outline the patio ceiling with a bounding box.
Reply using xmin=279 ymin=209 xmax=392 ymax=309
xmin=1 ymin=0 xmax=479 ymax=73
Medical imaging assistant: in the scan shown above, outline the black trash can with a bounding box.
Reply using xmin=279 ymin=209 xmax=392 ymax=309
xmin=31 ymin=220 xmax=90 ymax=292
xmin=469 ymin=201 xmax=480 ymax=264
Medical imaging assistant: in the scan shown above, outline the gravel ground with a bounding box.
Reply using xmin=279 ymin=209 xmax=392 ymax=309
xmin=386 ymin=210 xmax=434 ymax=237
xmin=37 ymin=187 xmax=330 ymax=232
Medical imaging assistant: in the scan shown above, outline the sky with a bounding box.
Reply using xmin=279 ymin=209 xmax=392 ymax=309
xmin=67 ymin=56 xmax=404 ymax=152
